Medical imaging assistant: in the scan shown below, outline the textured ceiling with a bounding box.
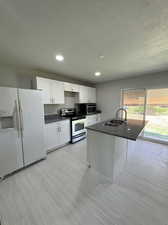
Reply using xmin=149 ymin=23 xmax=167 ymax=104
xmin=0 ymin=0 xmax=168 ymax=83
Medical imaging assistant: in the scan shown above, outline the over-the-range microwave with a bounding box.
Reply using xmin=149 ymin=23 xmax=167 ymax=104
xmin=76 ymin=103 xmax=97 ymax=115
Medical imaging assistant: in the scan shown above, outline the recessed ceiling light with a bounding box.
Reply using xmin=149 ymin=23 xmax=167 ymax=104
xmin=99 ymin=55 xmax=105 ymax=59
xmin=94 ymin=72 xmax=101 ymax=76
xmin=56 ymin=54 xmax=64 ymax=62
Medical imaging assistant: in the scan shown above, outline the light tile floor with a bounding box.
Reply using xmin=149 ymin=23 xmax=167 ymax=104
xmin=0 ymin=139 xmax=168 ymax=225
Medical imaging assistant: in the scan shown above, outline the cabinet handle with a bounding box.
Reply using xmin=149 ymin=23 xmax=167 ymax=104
xmin=57 ymin=127 xmax=61 ymax=132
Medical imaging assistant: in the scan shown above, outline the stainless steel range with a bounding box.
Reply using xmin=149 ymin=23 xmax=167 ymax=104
xmin=60 ymin=108 xmax=86 ymax=143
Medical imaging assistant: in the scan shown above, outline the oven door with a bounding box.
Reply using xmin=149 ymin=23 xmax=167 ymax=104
xmin=72 ymin=119 xmax=86 ymax=136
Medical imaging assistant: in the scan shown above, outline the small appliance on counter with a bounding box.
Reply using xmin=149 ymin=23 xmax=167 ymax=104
xmin=76 ymin=103 xmax=97 ymax=115
xmin=60 ymin=108 xmax=86 ymax=143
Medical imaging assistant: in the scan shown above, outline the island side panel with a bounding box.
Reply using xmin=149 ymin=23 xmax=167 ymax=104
xmin=113 ymin=136 xmax=128 ymax=182
xmin=87 ymin=130 xmax=128 ymax=182
xmin=87 ymin=130 xmax=116 ymax=180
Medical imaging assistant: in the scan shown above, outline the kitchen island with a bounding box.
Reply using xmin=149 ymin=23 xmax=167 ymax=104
xmin=86 ymin=119 xmax=146 ymax=182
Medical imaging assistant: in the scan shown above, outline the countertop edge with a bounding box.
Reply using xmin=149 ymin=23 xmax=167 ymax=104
xmin=45 ymin=117 xmax=70 ymax=124
xmin=86 ymin=119 xmax=147 ymax=141
xmin=86 ymin=126 xmax=137 ymax=141
xmin=86 ymin=112 xmax=102 ymax=116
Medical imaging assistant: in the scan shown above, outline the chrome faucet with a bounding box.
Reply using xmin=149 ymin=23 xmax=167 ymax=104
xmin=115 ymin=107 xmax=127 ymax=122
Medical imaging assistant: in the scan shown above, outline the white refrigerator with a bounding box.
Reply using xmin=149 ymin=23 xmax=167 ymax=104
xmin=0 ymin=87 xmax=46 ymax=178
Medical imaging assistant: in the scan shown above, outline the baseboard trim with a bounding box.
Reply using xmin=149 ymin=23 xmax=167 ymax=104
xmin=138 ymin=136 xmax=168 ymax=146
xmin=47 ymin=142 xmax=70 ymax=154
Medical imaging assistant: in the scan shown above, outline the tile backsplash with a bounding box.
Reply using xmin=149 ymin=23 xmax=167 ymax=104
xmin=44 ymin=92 xmax=79 ymax=115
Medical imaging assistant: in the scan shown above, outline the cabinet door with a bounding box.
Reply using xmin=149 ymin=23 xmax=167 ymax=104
xmin=71 ymin=83 xmax=80 ymax=92
xmin=96 ymin=114 xmax=101 ymax=123
xmin=79 ymin=85 xmax=89 ymax=103
xmin=64 ymin=82 xmax=79 ymax=92
xmin=51 ymin=80 xmax=64 ymax=104
xmin=59 ymin=120 xmax=70 ymax=145
xmin=86 ymin=115 xmax=97 ymax=126
xmin=88 ymin=87 xmax=96 ymax=103
xmin=44 ymin=123 xmax=60 ymax=150
xmin=64 ymin=82 xmax=72 ymax=92
xmin=36 ymin=77 xmax=51 ymax=104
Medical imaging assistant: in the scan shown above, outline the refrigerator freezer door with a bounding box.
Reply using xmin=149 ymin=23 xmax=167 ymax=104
xmin=18 ymin=89 xmax=46 ymax=166
xmin=0 ymin=87 xmax=18 ymax=117
xmin=0 ymin=87 xmax=23 ymax=177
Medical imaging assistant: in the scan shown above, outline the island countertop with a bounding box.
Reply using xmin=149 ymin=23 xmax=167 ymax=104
xmin=86 ymin=119 xmax=147 ymax=141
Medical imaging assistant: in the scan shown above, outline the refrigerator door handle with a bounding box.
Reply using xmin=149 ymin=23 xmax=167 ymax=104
xmin=14 ymin=100 xmax=20 ymax=138
xmin=19 ymin=100 xmax=24 ymax=134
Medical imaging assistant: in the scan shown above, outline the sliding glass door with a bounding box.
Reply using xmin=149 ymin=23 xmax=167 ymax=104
xmin=122 ymin=88 xmax=168 ymax=143
xmin=121 ymin=89 xmax=146 ymax=121
xmin=144 ymin=89 xmax=168 ymax=142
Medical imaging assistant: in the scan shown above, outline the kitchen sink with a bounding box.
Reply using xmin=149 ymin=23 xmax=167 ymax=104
xmin=104 ymin=119 xmax=125 ymax=127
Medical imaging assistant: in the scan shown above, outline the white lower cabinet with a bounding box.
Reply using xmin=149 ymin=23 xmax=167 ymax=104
xmin=86 ymin=114 xmax=101 ymax=126
xmin=44 ymin=120 xmax=70 ymax=152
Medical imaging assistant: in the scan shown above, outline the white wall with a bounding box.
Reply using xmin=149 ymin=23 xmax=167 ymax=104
xmin=96 ymin=72 xmax=168 ymax=120
xmin=0 ymin=66 xmax=18 ymax=88
xmin=0 ymin=65 xmax=93 ymax=116
xmin=0 ymin=65 xmax=94 ymax=89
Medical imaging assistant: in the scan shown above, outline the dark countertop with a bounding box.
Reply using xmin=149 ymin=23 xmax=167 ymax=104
xmin=86 ymin=111 xmax=102 ymax=116
xmin=86 ymin=119 xmax=147 ymax=141
xmin=44 ymin=114 xmax=70 ymax=124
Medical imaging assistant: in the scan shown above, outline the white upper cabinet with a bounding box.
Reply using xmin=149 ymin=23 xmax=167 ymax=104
xmin=64 ymin=82 xmax=79 ymax=92
xmin=79 ymin=85 xmax=89 ymax=103
xmin=88 ymin=87 xmax=96 ymax=103
xmin=51 ymin=80 xmax=64 ymax=104
xmin=79 ymin=86 xmax=96 ymax=103
xmin=36 ymin=77 xmax=51 ymax=104
xmin=37 ymin=77 xmax=96 ymax=104
xmin=36 ymin=77 xmax=64 ymax=104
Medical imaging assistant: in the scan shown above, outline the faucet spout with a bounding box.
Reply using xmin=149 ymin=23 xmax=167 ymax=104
xmin=115 ymin=107 xmax=127 ymax=121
